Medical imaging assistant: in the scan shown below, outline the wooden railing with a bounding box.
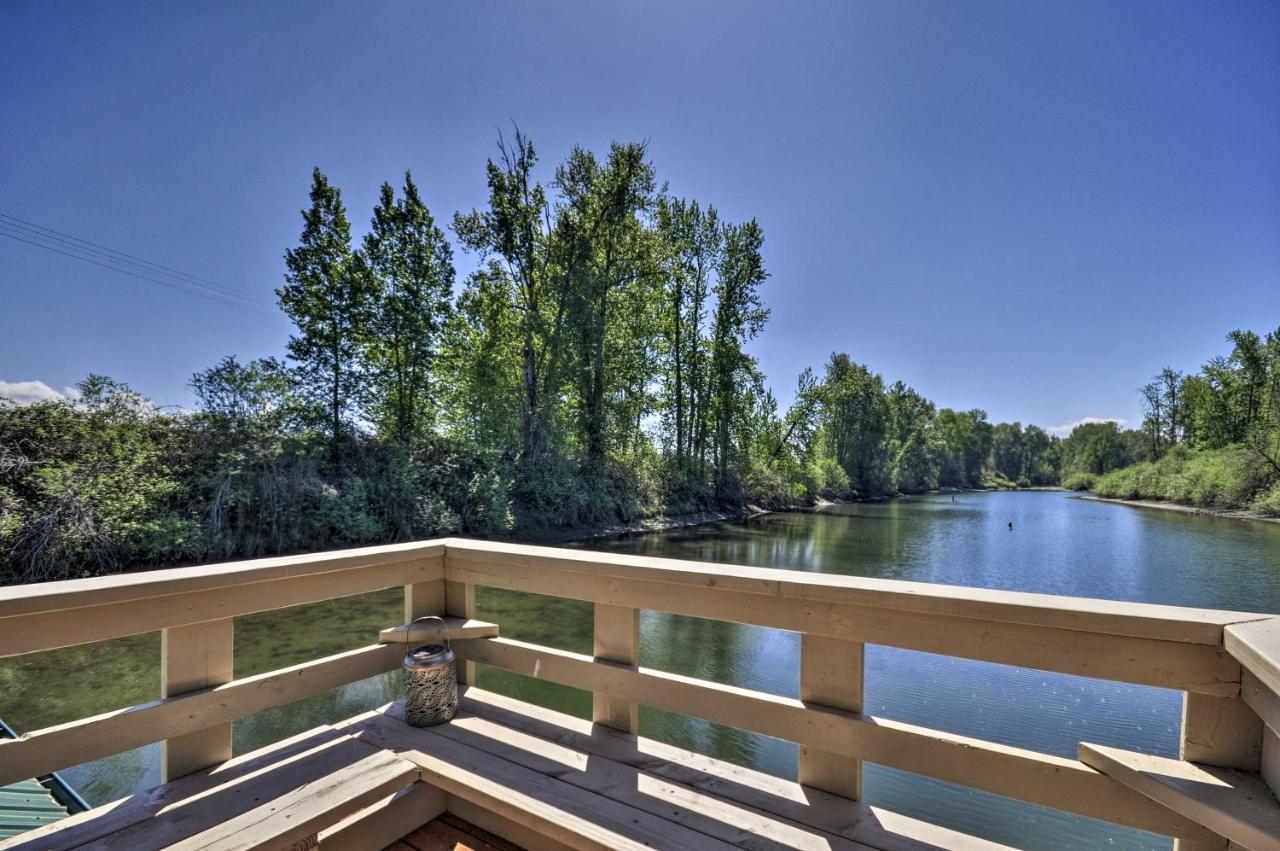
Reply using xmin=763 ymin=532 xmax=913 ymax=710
xmin=2 ymin=537 xmax=1279 ymax=849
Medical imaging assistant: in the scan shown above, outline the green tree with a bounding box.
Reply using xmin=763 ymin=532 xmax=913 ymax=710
xmin=190 ymin=355 xmax=297 ymax=433
xmin=1060 ymin=420 xmax=1129 ymax=476
xmin=277 ymin=168 xmax=372 ymax=466
xmin=816 ymin=354 xmax=890 ymax=495
xmin=363 ymin=172 xmax=455 ymax=444
xmin=657 ymin=197 xmax=719 ymax=473
xmin=454 ymin=130 xmax=565 ymax=467
xmin=555 ymin=143 xmax=659 ymax=467
xmin=885 ymin=381 xmax=936 ymax=493
xmin=709 ymin=220 xmax=769 ymax=497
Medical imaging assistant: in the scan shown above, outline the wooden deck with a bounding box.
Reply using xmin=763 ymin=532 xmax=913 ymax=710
xmin=2 ymin=537 xmax=1280 ymax=849
xmin=390 ymin=813 xmax=523 ymax=851
xmin=0 ymin=687 xmax=1010 ymax=850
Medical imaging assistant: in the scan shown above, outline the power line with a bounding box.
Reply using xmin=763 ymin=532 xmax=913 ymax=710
xmin=0 ymin=216 xmax=274 ymax=311
xmin=0 ymin=213 xmax=279 ymax=316
xmin=0 ymin=212 xmax=258 ymax=301
xmin=0 ymin=225 xmax=277 ymax=315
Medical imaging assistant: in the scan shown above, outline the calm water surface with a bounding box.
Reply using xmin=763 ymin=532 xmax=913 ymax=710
xmin=4 ymin=491 xmax=1280 ymax=849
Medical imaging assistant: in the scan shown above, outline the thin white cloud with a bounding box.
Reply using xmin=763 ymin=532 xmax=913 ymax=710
xmin=0 ymin=380 xmax=76 ymax=405
xmin=1047 ymin=416 xmax=1127 ymax=437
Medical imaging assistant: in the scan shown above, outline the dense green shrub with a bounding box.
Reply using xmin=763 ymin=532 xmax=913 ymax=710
xmin=1252 ymin=481 xmax=1280 ymax=518
xmin=1093 ymin=445 xmax=1274 ymax=510
xmin=1061 ymin=472 xmax=1096 ymax=491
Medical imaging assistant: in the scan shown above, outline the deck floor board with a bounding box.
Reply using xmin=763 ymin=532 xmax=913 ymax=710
xmin=342 ymin=686 xmax=1011 ymax=851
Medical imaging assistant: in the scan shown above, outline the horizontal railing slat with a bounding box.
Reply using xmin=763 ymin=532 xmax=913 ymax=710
xmin=446 ymin=556 xmax=1242 ymax=695
xmin=452 ymin=635 xmax=1221 ymax=844
xmin=0 ymin=557 xmax=442 ymax=658
xmin=0 ymin=643 xmax=403 ymax=787
xmin=0 ymin=540 xmax=447 ymax=619
xmin=447 ymin=539 xmax=1265 ymax=644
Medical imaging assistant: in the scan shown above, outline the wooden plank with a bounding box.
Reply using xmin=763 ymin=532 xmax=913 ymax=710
xmin=162 ymin=617 xmax=234 ymax=781
xmin=169 ymin=749 xmax=417 ymax=851
xmin=799 ymin=634 xmax=863 ymax=800
xmin=1265 ymin=728 xmax=1280 ymax=797
xmin=1228 ymin=619 xmax=1280 ymax=696
xmin=1245 ymin=670 xmax=1280 ymax=739
xmin=406 ymin=578 xmax=447 ymax=622
xmin=0 ymin=540 xmax=446 ymax=619
xmin=345 ymin=710 xmax=741 ymax=851
xmin=447 ymin=580 xmax=477 ymax=685
xmin=0 ymin=557 xmax=443 ymax=658
xmin=380 ymin=617 xmax=500 ymax=644
xmin=453 ymin=686 xmax=1013 ymax=851
xmin=317 ymin=783 xmax=446 ymax=851
xmin=443 ymin=796 xmax=576 ymax=851
xmin=1080 ymin=742 xmax=1280 ymax=851
xmin=1182 ymin=693 xmax=1262 ymax=771
xmin=451 ymin=636 xmax=1221 ymax=842
xmin=592 ymin=603 xmax=638 ymax=733
xmin=0 ymin=643 xmax=403 ymax=787
xmin=1 ymin=725 xmax=355 ymax=850
xmin=400 ymin=815 xmax=521 ymax=851
xmin=443 ymin=539 xmax=1265 ymax=644
xmin=417 ymin=705 xmax=888 ymax=850
xmin=445 ymin=559 xmax=1241 ymax=695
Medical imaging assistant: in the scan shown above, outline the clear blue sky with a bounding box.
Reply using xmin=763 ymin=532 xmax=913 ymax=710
xmin=2 ymin=1 xmax=1277 ymax=433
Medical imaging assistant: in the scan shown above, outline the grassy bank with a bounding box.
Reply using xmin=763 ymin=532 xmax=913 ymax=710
xmin=1089 ymin=445 xmax=1280 ymax=516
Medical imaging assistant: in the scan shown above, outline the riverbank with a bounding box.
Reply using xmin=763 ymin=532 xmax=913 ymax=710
xmin=1080 ymin=494 xmax=1280 ymax=525
xmin=512 ymin=506 xmax=768 ymax=544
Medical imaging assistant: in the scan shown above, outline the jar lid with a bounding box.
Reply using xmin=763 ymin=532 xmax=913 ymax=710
xmin=403 ymin=644 xmax=456 ymax=670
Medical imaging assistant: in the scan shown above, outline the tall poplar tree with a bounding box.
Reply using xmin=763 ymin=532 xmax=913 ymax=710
xmin=556 ymin=142 xmax=658 ymax=467
xmin=454 ymin=130 xmax=564 ymax=466
xmin=277 ymin=168 xmax=371 ymax=466
xmin=363 ymin=172 xmax=455 ymax=444
xmin=710 ymin=219 xmax=769 ymax=495
xmin=657 ymin=197 xmax=719 ymax=473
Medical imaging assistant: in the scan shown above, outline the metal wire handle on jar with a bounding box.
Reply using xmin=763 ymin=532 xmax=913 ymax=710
xmin=408 ymin=614 xmax=449 ymax=649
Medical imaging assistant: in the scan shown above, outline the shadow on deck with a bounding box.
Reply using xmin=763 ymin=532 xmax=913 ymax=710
xmin=2 ymin=687 xmax=1007 ymax=850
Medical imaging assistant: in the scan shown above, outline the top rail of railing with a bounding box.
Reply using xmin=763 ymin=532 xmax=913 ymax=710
xmin=0 ymin=537 xmax=1271 ymax=662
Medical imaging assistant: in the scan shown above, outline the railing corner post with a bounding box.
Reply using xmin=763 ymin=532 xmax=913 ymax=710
xmin=1174 ymin=690 xmax=1263 ymax=850
xmin=1180 ymin=691 xmax=1263 ymax=771
xmin=446 ymin=579 xmax=477 ymax=684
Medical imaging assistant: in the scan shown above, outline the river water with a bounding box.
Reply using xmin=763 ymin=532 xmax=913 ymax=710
xmin=4 ymin=491 xmax=1280 ymax=848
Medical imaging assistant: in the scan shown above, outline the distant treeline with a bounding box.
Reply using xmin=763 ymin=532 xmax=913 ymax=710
xmin=1080 ymin=329 xmax=1280 ymax=514
xmin=9 ymin=132 xmax=1266 ymax=583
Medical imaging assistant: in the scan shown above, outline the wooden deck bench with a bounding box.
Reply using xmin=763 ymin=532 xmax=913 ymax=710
xmin=0 ymin=725 xmax=421 ymax=851
xmin=3 ymin=687 xmax=1009 ymax=851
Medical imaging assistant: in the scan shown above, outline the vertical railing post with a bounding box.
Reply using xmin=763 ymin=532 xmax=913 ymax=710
xmin=593 ymin=603 xmax=639 ymax=733
xmin=161 ymin=618 xmax=234 ymax=781
xmin=447 ymin=579 xmax=477 ymax=685
xmin=404 ymin=578 xmax=446 ymax=622
xmin=799 ymin=634 xmax=864 ymax=800
xmin=1174 ymin=691 xmax=1263 ymax=850
xmin=1180 ymin=692 xmax=1263 ymax=769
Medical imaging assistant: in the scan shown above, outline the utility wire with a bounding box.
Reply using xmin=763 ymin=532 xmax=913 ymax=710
xmin=0 ymin=225 xmax=278 ymax=315
xmin=0 ymin=213 xmax=278 ymax=315
xmin=0 ymin=212 xmax=258 ymax=301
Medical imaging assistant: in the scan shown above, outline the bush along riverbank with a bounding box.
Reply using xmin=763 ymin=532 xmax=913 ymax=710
xmin=1087 ymin=445 xmax=1280 ymax=518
